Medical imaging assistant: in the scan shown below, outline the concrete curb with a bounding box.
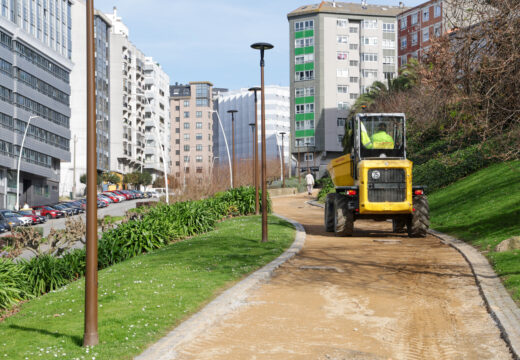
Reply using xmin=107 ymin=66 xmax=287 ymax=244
xmin=309 ymin=199 xmax=520 ymax=358
xmin=136 ymin=214 xmax=306 ymax=360
xmin=429 ymin=229 xmax=520 ymax=360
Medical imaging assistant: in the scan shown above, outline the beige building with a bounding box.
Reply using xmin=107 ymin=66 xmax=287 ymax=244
xmin=170 ymin=82 xmax=214 ymax=185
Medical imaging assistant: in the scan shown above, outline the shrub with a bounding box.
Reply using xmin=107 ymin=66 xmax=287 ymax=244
xmin=21 ymin=255 xmax=69 ymax=296
xmin=59 ymin=249 xmax=86 ymax=281
xmin=317 ymin=177 xmax=334 ymax=202
xmin=0 ymin=259 xmax=32 ymax=310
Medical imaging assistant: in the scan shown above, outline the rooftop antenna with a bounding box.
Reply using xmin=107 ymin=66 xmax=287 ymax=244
xmin=361 ymin=0 xmax=368 ymax=10
xmin=399 ymin=2 xmax=404 ymax=8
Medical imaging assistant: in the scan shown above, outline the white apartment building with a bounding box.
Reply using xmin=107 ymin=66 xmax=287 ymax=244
xmin=105 ymin=7 xmax=169 ymax=177
xmin=215 ymin=86 xmax=290 ymax=171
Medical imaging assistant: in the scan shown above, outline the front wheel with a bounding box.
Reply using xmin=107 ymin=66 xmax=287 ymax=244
xmin=408 ymin=195 xmax=430 ymax=237
xmin=324 ymin=193 xmax=335 ymax=232
xmin=334 ymin=194 xmax=354 ymax=236
xmin=392 ymin=219 xmax=407 ymax=233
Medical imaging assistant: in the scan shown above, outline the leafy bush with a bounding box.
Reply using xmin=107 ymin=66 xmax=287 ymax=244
xmin=59 ymin=249 xmax=86 ymax=281
xmin=0 ymin=259 xmax=32 ymax=309
xmin=21 ymin=255 xmax=69 ymax=296
xmin=317 ymin=177 xmax=334 ymax=202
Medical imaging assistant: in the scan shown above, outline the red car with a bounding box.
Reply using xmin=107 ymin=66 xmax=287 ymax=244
xmin=113 ymin=190 xmax=132 ymax=200
xmin=16 ymin=211 xmax=42 ymax=225
xmin=102 ymin=192 xmax=120 ymax=203
xmin=32 ymin=205 xmax=65 ymax=220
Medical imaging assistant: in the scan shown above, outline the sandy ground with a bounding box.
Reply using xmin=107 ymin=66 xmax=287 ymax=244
xmin=173 ymin=193 xmax=511 ymax=360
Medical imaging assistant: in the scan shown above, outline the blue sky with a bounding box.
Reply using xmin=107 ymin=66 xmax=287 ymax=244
xmin=97 ymin=0 xmax=425 ymax=91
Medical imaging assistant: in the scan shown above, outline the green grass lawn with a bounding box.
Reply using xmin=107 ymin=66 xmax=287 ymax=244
xmin=0 ymin=215 xmax=295 ymax=359
xmin=428 ymin=161 xmax=520 ymax=301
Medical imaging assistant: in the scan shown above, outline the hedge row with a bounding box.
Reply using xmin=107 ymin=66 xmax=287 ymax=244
xmin=0 ymin=186 xmax=269 ymax=311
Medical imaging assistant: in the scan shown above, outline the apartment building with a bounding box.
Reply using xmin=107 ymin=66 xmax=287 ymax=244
xmin=0 ymin=0 xmax=73 ymax=208
xmin=60 ymin=0 xmax=110 ymax=197
xmin=106 ymin=8 xmax=169 ymax=177
xmin=287 ymin=2 xmax=403 ymax=176
xmin=215 ymin=86 xmax=290 ymax=171
xmin=169 ymin=82 xmax=214 ymax=185
xmin=397 ymin=0 xmax=443 ymax=67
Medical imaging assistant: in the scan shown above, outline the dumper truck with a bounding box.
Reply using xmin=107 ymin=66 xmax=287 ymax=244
xmin=325 ymin=113 xmax=429 ymax=237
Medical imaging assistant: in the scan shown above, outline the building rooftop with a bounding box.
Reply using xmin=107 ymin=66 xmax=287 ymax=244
xmin=288 ymin=1 xmax=406 ymax=18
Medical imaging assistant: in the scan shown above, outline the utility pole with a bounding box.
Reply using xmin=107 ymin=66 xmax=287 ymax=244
xmin=296 ymin=139 xmax=301 ymax=184
xmin=279 ymin=132 xmax=286 ymax=188
xmin=248 ymin=87 xmax=261 ymax=215
xmin=72 ymin=135 xmax=77 ymax=199
xmin=227 ymin=110 xmax=238 ymax=188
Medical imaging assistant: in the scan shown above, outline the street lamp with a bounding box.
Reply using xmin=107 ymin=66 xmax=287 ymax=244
xmin=15 ymin=115 xmax=40 ymax=210
xmin=249 ymin=122 xmax=256 ymax=186
xmin=212 ymin=110 xmax=233 ymax=188
xmin=248 ymin=87 xmax=261 ymax=215
xmin=296 ymin=138 xmax=302 ymax=184
xmin=279 ymin=132 xmax=286 ymax=188
xmin=251 ymin=42 xmax=273 ymax=243
xmin=227 ymin=110 xmax=238 ymax=188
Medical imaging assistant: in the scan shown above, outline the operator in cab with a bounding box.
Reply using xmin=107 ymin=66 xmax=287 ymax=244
xmin=370 ymin=123 xmax=394 ymax=149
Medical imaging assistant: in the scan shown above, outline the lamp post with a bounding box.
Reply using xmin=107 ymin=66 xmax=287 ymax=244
xmin=279 ymin=132 xmax=286 ymax=188
xmin=249 ymin=122 xmax=256 ymax=186
xmin=248 ymin=87 xmax=261 ymax=215
xmin=213 ymin=111 xmax=233 ymax=188
xmin=251 ymin=42 xmax=273 ymax=243
xmin=227 ymin=110 xmax=238 ymax=188
xmin=84 ymin=0 xmax=98 ymax=346
xmin=15 ymin=115 xmax=39 ymax=210
xmin=296 ymin=138 xmax=302 ymax=184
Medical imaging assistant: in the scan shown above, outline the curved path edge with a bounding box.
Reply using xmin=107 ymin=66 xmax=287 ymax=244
xmin=429 ymin=229 xmax=520 ymax=360
xmin=135 ymin=213 xmax=306 ymax=360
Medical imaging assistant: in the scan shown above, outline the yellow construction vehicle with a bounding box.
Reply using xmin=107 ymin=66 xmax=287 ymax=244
xmin=325 ymin=113 xmax=429 ymax=237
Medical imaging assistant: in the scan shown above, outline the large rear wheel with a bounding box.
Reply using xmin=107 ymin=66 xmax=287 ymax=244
xmin=324 ymin=193 xmax=335 ymax=232
xmin=408 ymin=195 xmax=430 ymax=237
xmin=334 ymin=194 xmax=354 ymax=236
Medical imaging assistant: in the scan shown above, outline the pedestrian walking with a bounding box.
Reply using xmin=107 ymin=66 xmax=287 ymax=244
xmin=305 ymin=171 xmax=315 ymax=195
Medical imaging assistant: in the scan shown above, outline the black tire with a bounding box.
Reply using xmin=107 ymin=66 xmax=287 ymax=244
xmin=392 ymin=219 xmax=407 ymax=233
xmin=407 ymin=195 xmax=430 ymax=237
xmin=324 ymin=193 xmax=335 ymax=232
xmin=334 ymin=194 xmax=354 ymax=236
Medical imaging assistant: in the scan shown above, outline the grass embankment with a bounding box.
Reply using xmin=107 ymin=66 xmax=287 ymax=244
xmin=428 ymin=161 xmax=520 ymax=301
xmin=0 ymin=215 xmax=295 ymax=359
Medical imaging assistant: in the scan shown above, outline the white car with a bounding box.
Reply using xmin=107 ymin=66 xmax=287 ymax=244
xmin=16 ymin=215 xmax=32 ymax=226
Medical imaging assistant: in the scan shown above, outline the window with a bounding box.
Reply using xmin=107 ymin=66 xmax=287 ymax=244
xmin=184 ymin=111 xmax=189 ymax=118
xmin=349 ymin=43 xmax=358 ymax=50
xmin=295 ymin=120 xmax=314 ymax=130
xmin=400 ymin=55 xmax=408 ymax=66
xmin=382 ymin=23 xmax=395 ymax=32
xmin=183 ymin=100 xmax=189 ymax=107
xmin=295 ymin=53 xmax=314 ymax=64
xmin=349 ymin=60 xmax=358 ymax=66
xmin=184 ymin=156 xmax=190 ymax=163
xmin=196 ymin=155 xmax=203 ymax=163
xmin=411 ymin=12 xmax=418 ymax=25
xmin=362 ymin=20 xmax=377 ymax=29
xmin=338 ymin=135 xmax=344 ymax=143
xmin=350 ymin=76 xmax=358 ymax=83
xmin=384 ymin=72 xmax=395 ymax=80
xmin=196 ymin=111 xmax=202 ymax=118
xmin=337 ymin=68 xmax=348 ymax=77
xmin=295 ymin=87 xmax=314 ymax=97
xmin=350 ymin=93 xmax=359 ymax=99
xmin=196 ymin=133 xmax=203 ymax=140
xmin=434 ymin=5 xmax=441 ymax=17
xmin=175 ymin=128 xmax=180 ymax=134
xmin=184 ymin=145 xmax=190 ymax=151
xmin=423 ymin=7 xmax=430 ymax=21
xmin=361 ymin=53 xmax=378 ymax=62
xmin=382 ymin=39 xmax=395 ymax=49
xmin=422 ymin=28 xmax=430 ymax=42
xmin=296 ymin=104 xmax=304 ymax=114
xmin=337 ymin=102 xmax=349 ymax=110
xmin=337 ymin=19 xmax=348 ymax=28
xmin=411 ymin=32 xmax=418 ymax=46
xmin=337 ymin=35 xmax=348 ymax=44
xmin=400 ymin=36 xmax=407 ymax=49
xmin=175 ymin=139 xmax=180 ymax=144
xmin=361 ymin=37 xmax=378 ymax=46
xmin=434 ymin=23 xmax=441 ymax=37
xmin=295 ymin=38 xmax=304 ymax=48
xmin=337 ymin=85 xmax=348 ymax=93
xmin=362 ymin=69 xmax=378 ymax=78
xmin=400 ymin=17 xmax=407 ymax=29
xmin=183 ymin=122 xmax=190 ymax=129
xmin=349 ymin=27 xmax=358 ymax=33
xmin=383 ymin=56 xmax=394 ymax=64
xmin=337 ymin=118 xmax=346 ymax=126
xmin=175 ymin=106 xmax=180 ymax=110
xmin=196 ymin=122 xmax=202 ymax=129
xmin=196 ymin=99 xmax=209 ymax=107
xmin=175 ymin=116 xmax=180 ymax=122
xmin=305 ymin=38 xmax=313 ymax=47
xmin=295 ymin=19 xmax=314 ymax=31
xmin=184 ymin=134 xmax=190 ymax=140
xmin=305 ymin=103 xmax=314 ymax=113
xmin=295 ymin=70 xmax=314 ymax=81
xmin=304 ymin=153 xmax=314 ymax=162
xmin=196 ymin=144 xmax=202 ymax=151
xmin=337 ymin=51 xmax=348 ymax=60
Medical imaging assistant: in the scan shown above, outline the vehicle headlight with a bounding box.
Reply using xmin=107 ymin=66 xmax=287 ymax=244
xmin=371 ymin=170 xmax=381 ymax=180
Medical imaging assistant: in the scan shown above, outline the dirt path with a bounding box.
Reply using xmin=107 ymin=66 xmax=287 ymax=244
xmin=173 ymin=193 xmax=511 ymax=360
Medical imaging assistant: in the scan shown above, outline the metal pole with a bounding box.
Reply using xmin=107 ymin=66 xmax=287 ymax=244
xmin=213 ymin=111 xmax=233 ymax=188
xmin=72 ymin=135 xmax=77 ymax=199
xmin=227 ymin=110 xmax=237 ymax=188
xmin=251 ymin=42 xmax=273 ymax=243
xmin=15 ymin=115 xmax=37 ymax=210
xmin=297 ymin=139 xmax=301 ymax=184
xmin=280 ymin=132 xmax=286 ymax=188
xmin=248 ymin=87 xmax=260 ymax=215
xmin=249 ymin=123 xmax=255 ymax=186
xmin=84 ymin=0 xmax=98 ymax=347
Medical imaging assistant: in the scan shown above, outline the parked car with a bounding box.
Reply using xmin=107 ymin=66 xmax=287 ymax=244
xmin=32 ymin=206 xmax=65 ymax=220
xmin=121 ymin=190 xmax=136 ymax=199
xmin=104 ymin=192 xmax=125 ymax=202
xmin=16 ymin=210 xmax=42 ymax=225
xmin=0 ymin=223 xmax=7 ymax=233
xmin=100 ymin=192 xmax=119 ymax=203
xmin=0 ymin=210 xmax=24 ymax=229
xmin=68 ymin=200 xmax=86 ymax=210
xmin=59 ymin=202 xmax=84 ymax=214
xmin=113 ymin=190 xmax=132 ymax=200
xmin=128 ymin=190 xmax=144 ymax=199
xmin=97 ymin=195 xmax=112 ymax=204
xmin=97 ymin=200 xmax=108 ymax=208
xmin=50 ymin=204 xmax=75 ymax=217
